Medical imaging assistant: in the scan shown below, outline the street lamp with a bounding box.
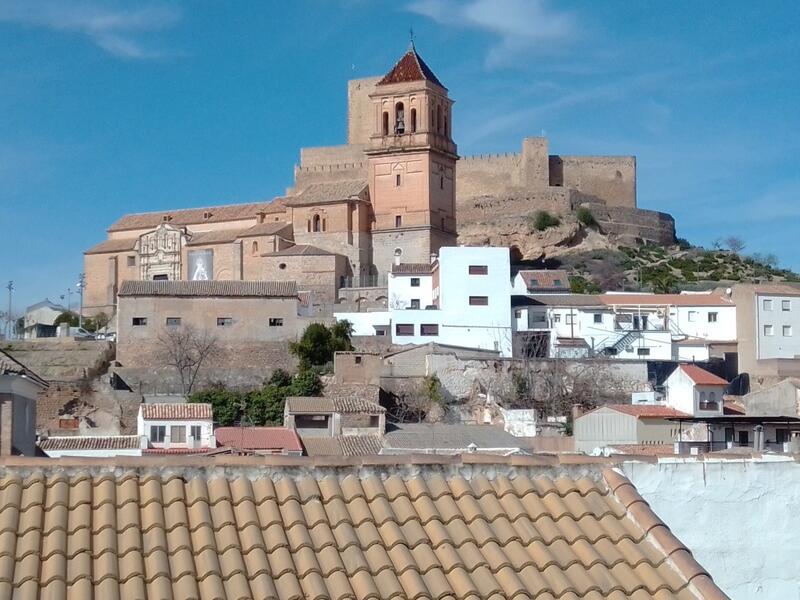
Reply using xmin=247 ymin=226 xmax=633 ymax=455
xmin=5 ymin=281 xmax=13 ymax=340
xmin=76 ymin=274 xmax=85 ymax=329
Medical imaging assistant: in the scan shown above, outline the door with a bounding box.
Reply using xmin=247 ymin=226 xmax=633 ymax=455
xmin=738 ymin=430 xmax=749 ymax=447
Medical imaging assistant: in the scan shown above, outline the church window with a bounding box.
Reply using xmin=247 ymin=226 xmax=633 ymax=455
xmin=127 ymin=255 xmax=136 ymax=267
xmin=440 ymin=175 xmax=444 ymax=189
xmin=395 ymin=215 xmax=402 ymax=228
xmin=436 ymin=105 xmax=442 ymax=133
xmin=251 ymin=241 xmax=258 ymax=255
xmin=312 ymin=214 xmax=321 ymax=232
xmin=395 ymin=173 xmax=401 ymax=187
xmin=444 ymin=115 xmax=448 ymax=137
xmin=410 ymin=108 xmax=417 ymax=133
xmin=322 ymin=218 xmax=327 ymax=232
xmin=382 ymin=111 xmax=389 ymax=136
xmin=307 ymin=220 xmax=311 ymax=233
xmin=279 ymin=263 xmax=287 ymax=270
xmin=441 ymin=217 xmax=446 ymax=230
xmin=395 ymin=102 xmax=405 ymax=134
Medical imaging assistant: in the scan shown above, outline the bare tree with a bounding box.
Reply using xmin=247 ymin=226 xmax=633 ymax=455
xmin=723 ymin=236 xmax=746 ymax=254
xmin=386 ymin=376 xmax=445 ymax=423
xmin=156 ymin=325 xmax=221 ymax=397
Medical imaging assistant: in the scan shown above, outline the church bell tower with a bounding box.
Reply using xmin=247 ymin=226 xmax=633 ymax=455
xmin=366 ymin=44 xmax=458 ymax=277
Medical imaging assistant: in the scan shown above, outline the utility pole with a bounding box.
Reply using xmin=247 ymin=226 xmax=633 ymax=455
xmin=6 ymin=281 xmax=13 ymax=340
xmin=76 ymin=274 xmax=85 ymax=328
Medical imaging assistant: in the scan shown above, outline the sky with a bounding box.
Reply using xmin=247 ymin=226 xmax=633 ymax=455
xmin=1 ymin=0 xmax=799 ymax=313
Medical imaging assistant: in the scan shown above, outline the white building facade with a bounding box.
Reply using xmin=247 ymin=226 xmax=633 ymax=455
xmin=756 ymin=292 xmax=800 ymax=359
xmin=137 ymin=403 xmax=215 ymax=450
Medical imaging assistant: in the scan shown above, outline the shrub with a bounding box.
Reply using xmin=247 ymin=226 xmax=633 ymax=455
xmin=576 ymin=207 xmax=597 ymax=228
xmin=569 ymin=275 xmax=602 ymax=294
xmin=289 ymin=321 xmax=353 ymax=370
xmin=531 ymin=211 xmax=561 ymax=231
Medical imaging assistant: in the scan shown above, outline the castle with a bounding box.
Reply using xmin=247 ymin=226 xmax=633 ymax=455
xmin=83 ymin=45 xmax=674 ymax=316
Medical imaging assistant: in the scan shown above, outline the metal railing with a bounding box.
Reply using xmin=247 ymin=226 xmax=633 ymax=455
xmin=339 ymin=274 xmax=388 ymax=289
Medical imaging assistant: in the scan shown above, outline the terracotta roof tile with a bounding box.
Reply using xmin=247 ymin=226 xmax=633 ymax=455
xmin=391 ymin=262 xmax=434 ymax=274
xmin=118 ymin=279 xmax=298 ymax=297
xmin=378 ymin=46 xmax=446 ymax=89
xmin=284 ymin=180 xmax=368 ymax=207
xmin=0 ymin=460 xmax=726 ymax=599
xmin=84 ymin=237 xmax=138 ymax=255
xmin=518 ymin=269 xmax=570 ymax=291
xmin=140 ymin=403 xmax=212 ymax=420
xmin=261 ymin=244 xmax=335 ymax=257
xmin=39 ymin=435 xmax=140 ymax=451
xmin=301 ymin=434 xmax=383 ymax=456
xmin=215 ymin=427 xmax=302 ymax=452
xmin=107 ymin=199 xmax=285 ymax=232
xmin=286 ymin=394 xmax=384 ymax=414
xmin=679 ymin=364 xmax=729 ymax=386
xmin=604 ymin=404 xmax=691 ymax=418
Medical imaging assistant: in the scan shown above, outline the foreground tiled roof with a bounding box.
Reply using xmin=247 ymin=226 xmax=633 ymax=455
xmin=38 ymin=435 xmax=140 ymax=451
xmin=378 ymin=46 xmax=446 ymax=89
xmin=604 ymin=405 xmax=692 ymax=419
xmin=679 ymin=364 xmax=728 ymax=386
xmin=107 ymin=200 xmax=285 ymax=232
xmin=0 ymin=457 xmax=727 ymax=600
xmin=118 ymin=280 xmax=298 ymax=298
xmin=139 ymin=403 xmax=212 ymax=420
xmin=215 ymin=427 xmax=302 ymax=452
xmin=286 ymin=180 xmax=368 ymax=207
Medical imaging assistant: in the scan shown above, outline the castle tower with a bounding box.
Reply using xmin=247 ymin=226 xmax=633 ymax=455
xmin=366 ymin=45 xmax=458 ymax=277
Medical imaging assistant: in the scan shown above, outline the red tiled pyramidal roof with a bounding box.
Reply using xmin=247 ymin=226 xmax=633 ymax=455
xmin=378 ymin=45 xmax=446 ymax=89
xmin=679 ymin=364 xmax=729 ymax=386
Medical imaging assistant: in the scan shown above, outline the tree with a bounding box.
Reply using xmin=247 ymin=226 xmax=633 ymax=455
xmin=649 ymin=272 xmax=678 ymax=294
xmin=189 ymin=385 xmax=241 ymax=426
xmin=53 ymin=312 xmax=79 ymax=328
xmin=289 ymin=321 xmax=353 ymax=369
xmin=157 ymin=325 xmax=221 ymax=397
xmin=723 ymin=236 xmax=746 ymax=254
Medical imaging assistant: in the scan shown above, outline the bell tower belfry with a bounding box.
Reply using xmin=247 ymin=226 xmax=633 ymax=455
xmin=366 ymin=44 xmax=458 ymax=277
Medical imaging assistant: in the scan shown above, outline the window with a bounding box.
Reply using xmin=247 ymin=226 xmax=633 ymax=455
xmin=699 ymin=391 xmax=706 ymax=402
xmin=395 ymin=173 xmax=401 ymax=187
xmin=764 ymin=324 xmax=774 ymax=336
xmin=312 ymin=214 xmax=321 ymax=232
xmin=269 ymin=318 xmax=284 ymax=327
xmin=382 ymin=111 xmax=389 ymax=136
xmin=165 ymin=317 xmax=181 ymax=327
xmin=783 ymin=325 xmax=793 ymax=337
xmin=565 ymin=314 xmax=574 ymax=325
xmin=514 ymin=310 xmax=522 ymax=318
xmin=441 ymin=217 xmax=446 ymax=230
xmin=777 ymin=429 xmax=789 ymax=444
xmin=593 ymin=314 xmax=603 ymax=324
xmin=440 ymin=175 xmax=444 ymax=189
xmin=279 ymin=263 xmax=286 ymax=270
xmin=688 ymin=311 xmax=697 ymax=322
xmin=395 ymin=323 xmax=414 ymax=336
xmin=132 ymin=317 xmax=147 ymax=326
xmin=217 ymin=317 xmax=233 ymax=327
xmin=354 ymin=356 xmax=362 ymax=365
xmin=708 ymin=312 xmax=718 ymax=323
xmin=369 ymin=415 xmax=380 ymax=428
xmin=410 ymin=277 xmax=420 ymax=287
xmin=436 ymin=105 xmax=442 ymax=133
xmin=395 ymin=215 xmax=402 ymax=227
xmin=127 ymin=255 xmax=136 ymax=267
xmin=783 ymin=299 xmax=792 ymax=311
xmin=409 ymin=108 xmax=417 ymax=133
xmin=150 ymin=425 xmax=166 ymax=443
xmin=469 ymin=296 xmax=488 ymax=306
xmin=553 ymin=279 xmax=562 ymax=287
xmin=153 ymin=274 xmax=168 ymax=280
xmin=190 ymin=425 xmax=202 ymax=441
xmin=763 ymin=299 xmax=773 ymax=311
xmin=251 ymin=241 xmax=258 ymax=256
xmin=171 ymin=426 xmax=186 ymax=443
xmin=394 ymin=102 xmax=405 ymax=133
xmin=553 ymin=314 xmax=561 ymax=323
xmin=410 ymin=299 xmax=420 ymax=309
xmin=306 ymin=219 xmax=311 ymax=233
xmin=468 ymin=265 xmax=488 ymax=275
xmin=420 ymin=324 xmax=439 ymax=336
xmin=637 ymin=348 xmax=650 ymax=356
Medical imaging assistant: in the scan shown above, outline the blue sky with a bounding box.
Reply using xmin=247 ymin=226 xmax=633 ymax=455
xmin=1 ymin=0 xmax=799 ymax=312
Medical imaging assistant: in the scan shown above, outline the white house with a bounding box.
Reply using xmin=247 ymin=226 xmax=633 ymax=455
xmin=574 ymin=404 xmax=688 ymax=454
xmin=336 ymin=246 xmax=514 ymax=356
xmin=755 ymin=292 xmax=800 ymax=360
xmin=137 ymin=403 xmax=214 ymax=451
xmin=663 ymin=364 xmax=727 ymax=417
xmin=24 ymin=299 xmax=69 ymax=339
xmin=511 ymin=269 xmax=570 ymax=295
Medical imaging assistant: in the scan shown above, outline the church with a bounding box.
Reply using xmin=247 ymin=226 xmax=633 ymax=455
xmin=83 ymin=44 xmax=643 ymax=317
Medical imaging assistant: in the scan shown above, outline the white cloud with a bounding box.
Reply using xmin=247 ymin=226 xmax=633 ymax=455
xmin=0 ymin=0 xmax=182 ymax=59
xmin=407 ymin=0 xmax=580 ymax=67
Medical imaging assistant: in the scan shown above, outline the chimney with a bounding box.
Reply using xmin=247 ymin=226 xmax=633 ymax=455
xmin=753 ymin=425 xmax=765 ymax=452
xmin=430 ymin=253 xmax=437 ymax=264
xmin=571 ymin=404 xmax=585 ymax=421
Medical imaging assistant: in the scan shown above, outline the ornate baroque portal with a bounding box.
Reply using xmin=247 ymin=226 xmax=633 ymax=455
xmin=138 ymin=224 xmax=183 ymax=281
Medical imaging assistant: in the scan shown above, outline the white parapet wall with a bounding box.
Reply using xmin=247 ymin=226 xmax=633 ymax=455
xmin=622 ymin=457 xmax=800 ymax=600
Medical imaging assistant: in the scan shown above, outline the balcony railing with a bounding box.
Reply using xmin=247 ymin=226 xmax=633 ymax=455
xmin=339 ymin=274 xmax=388 ymax=289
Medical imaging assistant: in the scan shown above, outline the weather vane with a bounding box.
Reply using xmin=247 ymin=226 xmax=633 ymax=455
xmin=409 ymin=26 xmax=415 ymax=49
